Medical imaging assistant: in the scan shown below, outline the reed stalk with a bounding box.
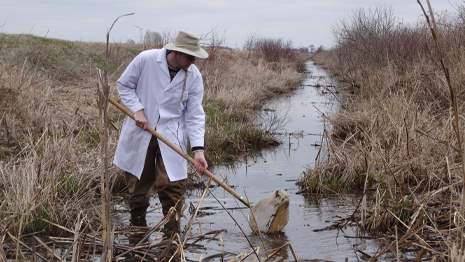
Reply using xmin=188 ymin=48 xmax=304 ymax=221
xmin=298 ymin=1 xmax=465 ymax=259
xmin=417 ymin=0 xmax=465 ymax=214
xmin=0 ymin=23 xmax=307 ymax=259
xmin=96 ymin=13 xmax=133 ymax=261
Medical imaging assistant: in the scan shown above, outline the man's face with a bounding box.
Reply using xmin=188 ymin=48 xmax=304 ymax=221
xmin=176 ymin=52 xmax=197 ymax=71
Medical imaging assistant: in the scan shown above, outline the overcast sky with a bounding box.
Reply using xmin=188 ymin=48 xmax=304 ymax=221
xmin=0 ymin=0 xmax=460 ymax=49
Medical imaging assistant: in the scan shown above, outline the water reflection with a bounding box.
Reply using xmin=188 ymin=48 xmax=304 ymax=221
xmin=123 ymin=61 xmax=380 ymax=261
xmin=261 ymin=231 xmax=290 ymax=260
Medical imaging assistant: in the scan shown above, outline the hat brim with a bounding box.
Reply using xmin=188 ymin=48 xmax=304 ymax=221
xmin=164 ymin=43 xmax=209 ymax=59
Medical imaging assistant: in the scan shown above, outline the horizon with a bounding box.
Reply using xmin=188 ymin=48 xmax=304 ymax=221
xmin=0 ymin=0 xmax=459 ymax=50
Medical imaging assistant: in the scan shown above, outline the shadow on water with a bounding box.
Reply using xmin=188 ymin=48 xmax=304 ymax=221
xmin=122 ymin=60 xmax=381 ymax=261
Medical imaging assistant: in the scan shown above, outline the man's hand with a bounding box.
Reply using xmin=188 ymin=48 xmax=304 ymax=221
xmin=134 ymin=109 xmax=148 ymax=130
xmin=193 ymin=151 xmax=208 ymax=174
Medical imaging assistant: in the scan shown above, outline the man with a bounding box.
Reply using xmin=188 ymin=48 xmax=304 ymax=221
xmin=113 ymin=31 xmax=209 ymax=230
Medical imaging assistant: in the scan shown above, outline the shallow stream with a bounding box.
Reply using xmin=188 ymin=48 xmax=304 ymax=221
xmin=128 ymin=61 xmax=379 ymax=261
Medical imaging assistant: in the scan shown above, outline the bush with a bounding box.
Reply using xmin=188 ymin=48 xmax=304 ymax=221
xmin=243 ymin=36 xmax=307 ymax=73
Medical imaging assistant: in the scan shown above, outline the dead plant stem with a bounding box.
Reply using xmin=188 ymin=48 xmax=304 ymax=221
xmin=97 ymin=13 xmax=133 ymax=261
xmin=181 ymin=178 xmax=213 ymax=249
xmin=322 ymin=85 xmax=348 ymax=111
xmin=194 ymin=173 xmax=260 ymax=261
xmin=418 ymin=0 xmax=465 ymax=213
xmin=32 ymin=235 xmax=63 ymax=262
xmin=7 ymin=232 xmax=47 ymax=262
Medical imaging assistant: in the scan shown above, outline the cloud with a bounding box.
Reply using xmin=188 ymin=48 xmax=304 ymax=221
xmin=0 ymin=0 xmax=460 ymax=48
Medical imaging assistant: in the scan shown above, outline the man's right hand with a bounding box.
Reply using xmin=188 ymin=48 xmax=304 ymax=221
xmin=134 ymin=109 xmax=148 ymax=130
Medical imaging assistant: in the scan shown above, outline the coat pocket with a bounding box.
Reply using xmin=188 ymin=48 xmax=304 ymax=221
xmin=119 ymin=119 xmax=139 ymax=153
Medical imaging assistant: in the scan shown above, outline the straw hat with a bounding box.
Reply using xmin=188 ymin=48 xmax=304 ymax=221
xmin=164 ymin=31 xmax=209 ymax=59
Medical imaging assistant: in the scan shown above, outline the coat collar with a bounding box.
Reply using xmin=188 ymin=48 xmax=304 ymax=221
xmin=158 ymin=48 xmax=193 ymax=73
xmin=159 ymin=48 xmax=189 ymax=92
xmin=158 ymin=48 xmax=170 ymax=78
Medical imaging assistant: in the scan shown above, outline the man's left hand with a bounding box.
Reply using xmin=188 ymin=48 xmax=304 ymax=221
xmin=193 ymin=151 xmax=208 ymax=174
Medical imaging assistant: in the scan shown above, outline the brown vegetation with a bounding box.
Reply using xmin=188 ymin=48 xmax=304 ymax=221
xmin=298 ymin=2 xmax=465 ymax=260
xmin=0 ymin=29 xmax=308 ymax=260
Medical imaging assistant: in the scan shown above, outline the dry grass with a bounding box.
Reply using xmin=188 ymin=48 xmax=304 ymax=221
xmin=198 ymin=44 xmax=307 ymax=160
xmin=0 ymin=30 xmax=307 ymax=260
xmin=297 ymin=3 xmax=465 ymax=260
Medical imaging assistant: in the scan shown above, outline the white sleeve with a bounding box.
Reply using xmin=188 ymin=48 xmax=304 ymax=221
xmin=116 ymin=53 xmax=145 ymax=114
xmin=184 ymin=74 xmax=205 ymax=148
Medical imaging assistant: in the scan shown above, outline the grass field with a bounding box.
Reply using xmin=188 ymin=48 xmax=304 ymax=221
xmin=298 ymin=3 xmax=465 ymax=260
xmin=0 ymin=31 xmax=309 ymax=260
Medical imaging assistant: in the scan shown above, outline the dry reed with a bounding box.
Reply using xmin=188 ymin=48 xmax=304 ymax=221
xmin=0 ymin=26 xmax=307 ymax=259
xmin=298 ymin=2 xmax=465 ymax=260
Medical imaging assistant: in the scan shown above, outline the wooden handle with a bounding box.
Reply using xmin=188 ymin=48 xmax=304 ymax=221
xmin=109 ymin=98 xmax=252 ymax=208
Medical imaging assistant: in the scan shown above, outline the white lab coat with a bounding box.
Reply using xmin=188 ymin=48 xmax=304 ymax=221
xmin=113 ymin=48 xmax=205 ymax=181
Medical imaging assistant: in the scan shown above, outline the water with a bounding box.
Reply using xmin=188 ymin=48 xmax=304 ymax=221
xmin=135 ymin=61 xmax=379 ymax=261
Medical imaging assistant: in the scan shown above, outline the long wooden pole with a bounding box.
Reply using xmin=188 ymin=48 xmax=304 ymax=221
xmin=109 ymin=98 xmax=252 ymax=208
